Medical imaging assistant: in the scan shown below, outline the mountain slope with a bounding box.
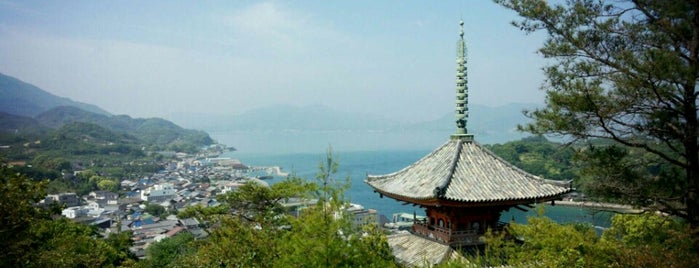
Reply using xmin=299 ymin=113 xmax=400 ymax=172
xmin=35 ymin=106 xmax=213 ymax=147
xmin=48 ymin=121 xmax=139 ymax=145
xmin=35 ymin=106 xmax=110 ymax=129
xmin=0 ymin=112 xmax=49 ymax=145
xmin=0 ymin=74 xmax=214 ymax=149
xmin=0 ymin=73 xmax=110 ymax=117
xmin=0 ymin=112 xmax=49 ymax=135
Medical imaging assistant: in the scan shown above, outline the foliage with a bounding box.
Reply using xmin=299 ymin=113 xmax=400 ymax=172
xmin=274 ymin=148 xmax=394 ymax=267
xmin=174 ymin=148 xmax=395 ymax=267
xmin=31 ymin=154 xmax=71 ymax=171
xmin=0 ymin=162 xmax=134 ymax=267
xmin=487 ymin=136 xmax=576 ymax=181
xmin=0 ymin=163 xmax=54 ymax=265
xmin=467 ymin=211 xmax=698 ymax=267
xmin=139 ymin=232 xmax=195 ymax=268
xmin=1 ymin=104 xmax=213 ymax=193
xmin=97 ymin=178 xmax=119 ymax=192
xmin=132 ymin=118 xmax=213 ymax=149
xmin=574 ymin=144 xmax=685 ymax=208
xmin=27 ymin=218 xmax=129 ymax=267
xmin=33 ymin=106 xmax=213 ymax=149
xmin=496 ymin=0 xmax=699 ymax=226
xmin=219 ymin=176 xmax=315 ymax=225
xmin=105 ymin=231 xmax=138 ymax=265
xmin=0 ymin=112 xmax=50 ymax=139
xmin=144 ymin=203 xmax=168 ymax=218
xmin=602 ymin=213 xmax=699 ymax=267
xmin=177 ymin=216 xmax=281 ymax=267
xmin=1 ymin=120 xmax=168 ymax=194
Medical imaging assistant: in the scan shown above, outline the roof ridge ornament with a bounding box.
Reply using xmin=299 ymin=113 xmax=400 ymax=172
xmin=452 ymin=20 xmax=473 ymax=141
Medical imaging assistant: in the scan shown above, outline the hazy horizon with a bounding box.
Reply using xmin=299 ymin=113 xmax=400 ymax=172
xmin=0 ymin=1 xmax=548 ymax=124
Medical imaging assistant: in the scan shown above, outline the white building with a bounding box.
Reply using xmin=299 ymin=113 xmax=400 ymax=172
xmin=62 ymin=207 xmax=89 ymax=219
xmin=346 ymin=203 xmax=379 ymax=229
xmin=141 ymin=183 xmax=177 ymax=202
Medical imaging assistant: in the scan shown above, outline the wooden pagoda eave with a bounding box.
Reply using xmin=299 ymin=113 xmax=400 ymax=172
xmin=373 ymin=187 xmax=570 ymax=209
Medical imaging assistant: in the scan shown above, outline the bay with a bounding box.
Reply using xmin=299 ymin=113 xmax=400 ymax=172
xmin=222 ymin=149 xmax=615 ymax=228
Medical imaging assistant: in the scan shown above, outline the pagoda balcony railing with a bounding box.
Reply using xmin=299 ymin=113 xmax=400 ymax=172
xmin=411 ymin=220 xmax=508 ymax=246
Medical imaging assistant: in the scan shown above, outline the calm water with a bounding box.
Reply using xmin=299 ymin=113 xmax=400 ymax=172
xmin=222 ymin=150 xmax=614 ymax=228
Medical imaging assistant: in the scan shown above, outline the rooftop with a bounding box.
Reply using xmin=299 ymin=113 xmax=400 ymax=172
xmin=386 ymin=232 xmax=466 ymax=267
xmin=366 ymin=137 xmax=570 ymax=206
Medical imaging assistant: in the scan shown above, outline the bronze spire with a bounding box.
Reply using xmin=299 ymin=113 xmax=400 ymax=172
xmin=453 ymin=20 xmax=471 ymax=140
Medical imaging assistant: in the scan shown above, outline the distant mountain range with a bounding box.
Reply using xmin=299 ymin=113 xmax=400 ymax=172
xmin=0 ymin=73 xmax=213 ymax=148
xmin=0 ymin=71 xmax=540 ymax=155
xmin=163 ymin=101 xmax=540 ymax=154
xmin=0 ymin=73 xmax=109 ymax=117
xmin=167 ymin=102 xmax=539 ymax=148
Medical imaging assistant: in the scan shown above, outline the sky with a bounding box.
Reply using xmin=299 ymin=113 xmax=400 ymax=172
xmin=0 ymin=0 xmax=548 ymax=123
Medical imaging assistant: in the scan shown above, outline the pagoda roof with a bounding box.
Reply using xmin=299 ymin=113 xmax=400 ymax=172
xmin=386 ymin=232 xmax=465 ymax=267
xmin=366 ymin=136 xmax=570 ymax=207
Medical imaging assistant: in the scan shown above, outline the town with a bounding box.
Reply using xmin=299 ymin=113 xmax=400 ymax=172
xmin=39 ymin=144 xmax=382 ymax=258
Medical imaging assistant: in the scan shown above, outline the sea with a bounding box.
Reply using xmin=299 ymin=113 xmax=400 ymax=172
xmin=221 ymin=149 xmax=615 ymax=229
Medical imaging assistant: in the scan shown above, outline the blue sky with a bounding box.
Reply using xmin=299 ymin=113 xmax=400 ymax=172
xmin=0 ymin=0 xmax=547 ymax=123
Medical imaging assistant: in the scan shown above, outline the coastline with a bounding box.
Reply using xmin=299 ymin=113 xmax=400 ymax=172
xmin=554 ymin=200 xmax=644 ymax=214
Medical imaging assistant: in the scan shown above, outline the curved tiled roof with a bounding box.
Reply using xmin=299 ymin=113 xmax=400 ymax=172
xmin=365 ymin=137 xmax=570 ymax=205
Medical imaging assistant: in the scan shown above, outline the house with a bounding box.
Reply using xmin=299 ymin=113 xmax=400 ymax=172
xmin=91 ymin=190 xmax=118 ymax=200
xmin=62 ymin=207 xmax=89 ymax=219
xmin=45 ymin=193 xmax=81 ymax=207
xmin=121 ymin=179 xmax=137 ymax=189
xmin=141 ymin=183 xmax=177 ymax=202
xmin=346 ymin=203 xmax=379 ymax=229
xmin=90 ymin=190 xmax=119 ymax=206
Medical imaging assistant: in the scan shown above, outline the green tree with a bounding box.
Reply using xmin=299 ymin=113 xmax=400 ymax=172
xmin=274 ymin=148 xmax=395 ymax=267
xmin=104 ymin=231 xmax=137 ymax=266
xmin=144 ymin=203 xmax=167 ymax=218
xmin=175 ymin=176 xmax=317 ymax=267
xmin=140 ymin=232 xmax=195 ymax=268
xmin=178 ymin=217 xmax=281 ymax=267
xmin=0 ymin=164 xmax=54 ymax=266
xmin=0 ymin=162 xmax=134 ymax=267
xmin=28 ymin=218 xmax=130 ymax=267
xmin=175 ymin=148 xmax=395 ymax=267
xmin=602 ymin=213 xmax=699 ymax=267
xmin=97 ymin=178 xmax=119 ymax=192
xmin=466 ymin=211 xmax=698 ymax=267
xmin=496 ymin=0 xmax=699 ymax=226
xmin=487 ymin=136 xmax=577 ymax=181
xmin=32 ymin=154 xmax=71 ymax=172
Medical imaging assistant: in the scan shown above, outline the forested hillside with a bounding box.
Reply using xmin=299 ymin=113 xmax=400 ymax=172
xmin=33 ymin=106 xmax=213 ymax=148
xmin=486 ymin=136 xmax=576 ymax=181
xmin=0 ymin=74 xmax=217 ymax=195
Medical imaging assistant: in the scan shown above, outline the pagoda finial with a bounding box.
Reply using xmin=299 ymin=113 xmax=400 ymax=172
xmin=453 ymin=20 xmax=470 ymax=139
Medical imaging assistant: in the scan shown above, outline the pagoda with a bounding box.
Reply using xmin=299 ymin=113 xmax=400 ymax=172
xmin=365 ymin=21 xmax=571 ymax=251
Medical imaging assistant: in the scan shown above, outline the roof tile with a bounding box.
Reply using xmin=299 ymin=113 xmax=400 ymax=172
xmin=366 ymin=138 xmax=570 ymax=204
